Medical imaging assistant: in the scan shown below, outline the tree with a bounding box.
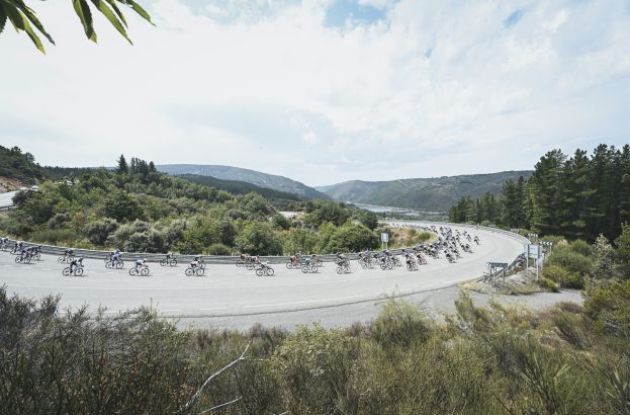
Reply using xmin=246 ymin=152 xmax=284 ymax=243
xmin=234 ymin=222 xmax=283 ymax=255
xmin=529 ymin=149 xmax=566 ymax=235
xmin=614 ymin=223 xmax=630 ymax=278
xmin=0 ymin=0 xmax=152 ymax=53
xmin=117 ymin=154 xmax=128 ymax=174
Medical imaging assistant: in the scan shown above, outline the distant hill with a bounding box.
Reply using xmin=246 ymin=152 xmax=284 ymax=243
xmin=177 ymin=174 xmax=301 ymax=201
xmin=158 ymin=164 xmax=330 ymax=200
xmin=0 ymin=145 xmax=45 ymax=186
xmin=317 ymin=171 xmax=532 ymax=213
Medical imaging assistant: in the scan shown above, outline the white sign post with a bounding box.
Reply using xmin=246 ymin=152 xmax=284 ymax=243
xmin=381 ymin=232 xmax=389 ymax=250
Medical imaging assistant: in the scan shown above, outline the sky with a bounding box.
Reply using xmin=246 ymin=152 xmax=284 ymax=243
xmin=1 ymin=0 xmax=630 ymax=186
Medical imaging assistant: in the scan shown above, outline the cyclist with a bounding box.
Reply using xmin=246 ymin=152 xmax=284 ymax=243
xmin=111 ymin=249 xmax=122 ymax=263
xmin=69 ymin=257 xmax=83 ymax=273
xmin=134 ymin=258 xmax=146 ymax=271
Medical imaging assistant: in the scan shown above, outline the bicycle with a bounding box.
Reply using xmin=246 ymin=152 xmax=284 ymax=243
xmin=58 ymin=255 xmax=75 ymax=263
xmin=336 ymin=261 xmax=351 ymax=274
xmin=185 ymin=265 xmax=205 ymax=277
xmin=160 ymin=257 xmax=178 ymax=267
xmin=62 ymin=263 xmax=85 ymax=277
xmin=301 ymin=262 xmax=318 ymax=274
xmin=105 ymin=258 xmax=125 ymax=269
xmin=255 ymin=262 xmax=275 ymax=277
xmin=129 ymin=265 xmax=150 ymax=276
xmin=15 ymin=254 xmax=32 ymax=264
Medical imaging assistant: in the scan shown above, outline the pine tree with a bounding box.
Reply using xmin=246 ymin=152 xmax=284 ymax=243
xmin=117 ymin=155 xmax=128 ymax=174
xmin=529 ymin=149 xmax=566 ymax=235
xmin=618 ymin=145 xmax=630 ymax=226
xmin=561 ymin=149 xmax=593 ymax=239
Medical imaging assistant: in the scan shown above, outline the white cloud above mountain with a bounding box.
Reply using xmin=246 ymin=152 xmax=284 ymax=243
xmin=1 ymin=0 xmax=629 ymax=185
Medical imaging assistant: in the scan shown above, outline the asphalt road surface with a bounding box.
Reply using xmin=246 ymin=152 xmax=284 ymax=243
xmin=0 ymin=191 xmax=17 ymax=208
xmin=0 ymin=223 xmax=533 ymax=328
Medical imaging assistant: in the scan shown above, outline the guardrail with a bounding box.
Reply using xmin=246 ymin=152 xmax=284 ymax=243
xmin=1 ymin=221 xmax=527 ymax=265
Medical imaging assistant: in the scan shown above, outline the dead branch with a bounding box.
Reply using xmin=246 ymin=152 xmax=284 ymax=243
xmin=177 ymin=343 xmax=251 ymax=414
xmin=197 ymin=397 xmax=242 ymax=414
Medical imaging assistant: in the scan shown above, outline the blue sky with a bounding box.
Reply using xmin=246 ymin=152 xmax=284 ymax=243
xmin=1 ymin=0 xmax=630 ymax=186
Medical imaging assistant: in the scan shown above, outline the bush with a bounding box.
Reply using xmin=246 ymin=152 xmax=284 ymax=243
xmin=235 ymin=222 xmax=283 ymax=255
xmin=28 ymin=228 xmax=76 ymax=245
xmin=123 ymin=229 xmax=166 ymax=253
xmin=205 ymin=243 xmax=232 ymax=255
xmin=539 ymin=277 xmax=560 ymax=292
xmin=584 ymin=279 xmax=630 ymax=339
xmin=569 ymin=240 xmax=593 ymax=257
xmin=282 ymin=228 xmax=320 ymax=254
xmin=370 ymin=300 xmax=434 ymax=349
xmin=84 ymin=218 xmax=119 ymax=245
xmin=543 ymin=264 xmax=584 ymax=289
xmin=548 ymin=246 xmax=593 ymax=277
xmin=47 ymin=212 xmax=70 ymax=229
xmin=322 ymin=223 xmax=379 ymax=253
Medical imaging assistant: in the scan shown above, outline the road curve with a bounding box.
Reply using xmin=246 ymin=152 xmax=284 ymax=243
xmin=0 ymin=222 xmax=526 ymax=325
xmin=0 ymin=191 xmax=17 ymax=210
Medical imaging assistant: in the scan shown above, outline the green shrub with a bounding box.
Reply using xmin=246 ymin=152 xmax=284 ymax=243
xmin=539 ymin=277 xmax=560 ymax=292
xmin=235 ymin=222 xmax=283 ymax=255
xmin=370 ymin=300 xmax=434 ymax=349
xmin=569 ymin=239 xmax=593 ymax=257
xmin=205 ymin=243 xmax=232 ymax=255
xmin=543 ymin=264 xmax=584 ymax=289
xmin=548 ymin=246 xmax=593 ymax=277
xmin=28 ymin=228 xmax=76 ymax=245
xmin=84 ymin=218 xmax=119 ymax=245
xmin=584 ymin=280 xmax=630 ymax=340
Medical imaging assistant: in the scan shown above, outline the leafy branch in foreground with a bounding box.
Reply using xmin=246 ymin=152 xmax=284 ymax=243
xmin=0 ymin=0 xmax=153 ymax=53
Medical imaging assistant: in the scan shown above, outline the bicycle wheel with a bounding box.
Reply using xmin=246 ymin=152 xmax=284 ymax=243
xmin=185 ymin=268 xmax=194 ymax=276
xmin=336 ymin=266 xmax=343 ymax=274
xmin=256 ymin=268 xmax=263 ymax=276
xmin=286 ymin=262 xmax=293 ymax=269
xmin=58 ymin=256 xmax=65 ymax=263
xmin=116 ymin=261 xmax=124 ymax=269
xmin=141 ymin=267 xmax=150 ymax=276
xmin=171 ymin=259 xmax=178 ymax=266
xmin=75 ymin=267 xmax=84 ymax=277
xmin=160 ymin=259 xmax=167 ymax=266
xmin=196 ymin=268 xmax=205 ymax=277
xmin=62 ymin=267 xmax=71 ymax=276
xmin=266 ymin=267 xmax=274 ymax=276
xmin=15 ymin=256 xmax=22 ymax=263
xmin=129 ymin=268 xmax=137 ymax=276
xmin=302 ymin=265 xmax=309 ymax=273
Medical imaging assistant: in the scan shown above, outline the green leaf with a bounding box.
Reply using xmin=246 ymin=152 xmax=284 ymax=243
xmin=104 ymin=0 xmax=127 ymax=27
xmin=2 ymin=3 xmax=26 ymax=31
xmin=73 ymin=0 xmax=97 ymax=42
xmin=18 ymin=4 xmax=55 ymax=44
xmin=90 ymin=0 xmax=131 ymax=44
xmin=0 ymin=10 xmax=7 ymax=34
xmin=19 ymin=9 xmax=45 ymax=53
xmin=123 ymin=0 xmax=153 ymax=25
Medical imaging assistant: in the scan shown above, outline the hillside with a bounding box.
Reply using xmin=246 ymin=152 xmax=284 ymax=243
xmin=318 ymin=171 xmax=532 ymax=212
xmin=177 ymin=174 xmax=301 ymax=201
xmin=158 ymin=164 xmax=329 ymax=200
xmin=0 ymin=145 xmax=45 ymax=187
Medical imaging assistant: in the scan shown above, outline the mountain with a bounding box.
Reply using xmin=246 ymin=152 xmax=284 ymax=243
xmin=317 ymin=171 xmax=533 ymax=213
xmin=157 ymin=164 xmax=330 ymax=200
xmin=176 ymin=174 xmax=301 ymax=201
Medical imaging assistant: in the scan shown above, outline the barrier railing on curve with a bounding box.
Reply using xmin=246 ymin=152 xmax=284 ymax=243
xmin=1 ymin=222 xmax=526 ymax=265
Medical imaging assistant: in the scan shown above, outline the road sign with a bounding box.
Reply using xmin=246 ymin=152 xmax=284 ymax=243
xmin=528 ymin=244 xmax=540 ymax=257
xmin=381 ymin=233 xmax=389 ymax=243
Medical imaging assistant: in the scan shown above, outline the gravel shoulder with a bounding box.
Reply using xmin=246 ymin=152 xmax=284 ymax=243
xmin=174 ymin=285 xmax=584 ymax=331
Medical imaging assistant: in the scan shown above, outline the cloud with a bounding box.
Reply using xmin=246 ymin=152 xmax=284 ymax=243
xmin=1 ymin=0 xmax=629 ymax=186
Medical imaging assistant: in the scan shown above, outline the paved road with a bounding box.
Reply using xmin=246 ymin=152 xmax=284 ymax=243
xmin=0 ymin=191 xmax=17 ymax=208
xmin=1 ymin=223 xmax=527 ymax=325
